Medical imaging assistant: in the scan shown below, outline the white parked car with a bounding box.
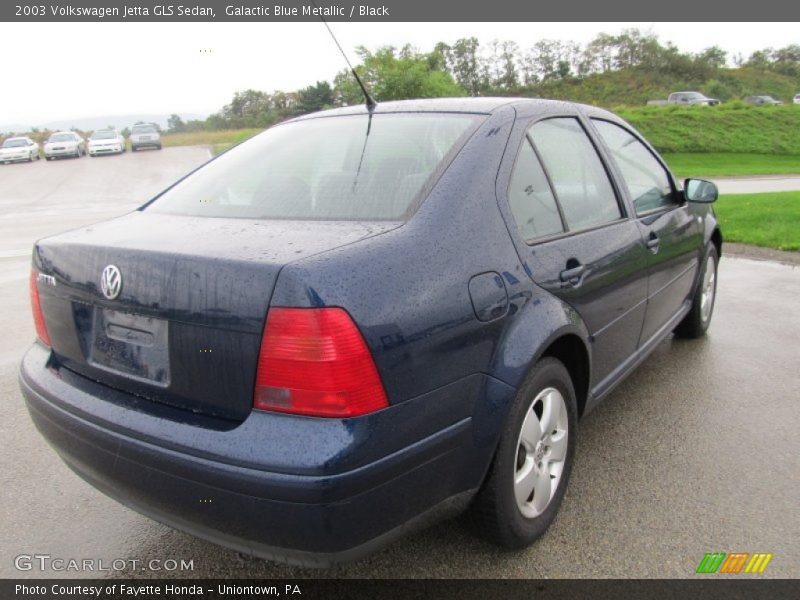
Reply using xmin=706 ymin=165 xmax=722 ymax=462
xmin=88 ymin=129 xmax=126 ymax=156
xmin=44 ymin=131 xmax=85 ymax=160
xmin=794 ymin=94 xmax=800 ymax=105
xmin=0 ymin=136 xmax=40 ymax=164
xmin=129 ymin=123 xmax=162 ymax=151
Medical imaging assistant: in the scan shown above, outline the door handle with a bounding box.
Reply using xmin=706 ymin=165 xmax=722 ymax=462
xmin=646 ymin=233 xmax=660 ymax=252
xmin=560 ymin=263 xmax=585 ymax=284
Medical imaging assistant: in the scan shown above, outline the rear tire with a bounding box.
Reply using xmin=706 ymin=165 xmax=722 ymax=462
xmin=674 ymin=244 xmax=718 ymax=339
xmin=469 ymin=357 xmax=577 ymax=549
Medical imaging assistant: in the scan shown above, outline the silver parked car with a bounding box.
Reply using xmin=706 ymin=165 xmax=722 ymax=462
xmin=668 ymin=91 xmax=720 ymax=106
xmin=0 ymin=136 xmax=40 ymax=164
xmin=129 ymin=123 xmax=162 ymax=152
xmin=744 ymin=95 xmax=782 ymax=106
xmin=44 ymin=131 xmax=85 ymax=160
xmin=88 ymin=129 xmax=126 ymax=156
xmin=794 ymin=94 xmax=800 ymax=105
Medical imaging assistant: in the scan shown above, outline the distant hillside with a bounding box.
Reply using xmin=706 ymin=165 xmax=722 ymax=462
xmin=531 ymin=67 xmax=800 ymax=108
xmin=0 ymin=113 xmax=206 ymax=135
xmin=617 ymin=103 xmax=800 ymax=154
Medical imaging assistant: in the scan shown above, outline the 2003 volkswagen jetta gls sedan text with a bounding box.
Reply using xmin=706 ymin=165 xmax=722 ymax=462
xmin=19 ymin=98 xmax=722 ymax=566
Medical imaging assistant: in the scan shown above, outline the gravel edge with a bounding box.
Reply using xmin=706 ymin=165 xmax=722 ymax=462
xmin=724 ymin=242 xmax=800 ymax=267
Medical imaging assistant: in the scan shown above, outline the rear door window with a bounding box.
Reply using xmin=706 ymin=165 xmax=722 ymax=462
xmin=507 ymin=138 xmax=564 ymax=241
xmin=530 ymin=118 xmax=622 ymax=230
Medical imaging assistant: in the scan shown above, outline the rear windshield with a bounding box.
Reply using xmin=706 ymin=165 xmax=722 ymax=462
xmin=91 ymin=130 xmax=117 ymax=139
xmin=132 ymin=125 xmax=157 ymax=134
xmin=146 ymin=113 xmax=481 ymax=220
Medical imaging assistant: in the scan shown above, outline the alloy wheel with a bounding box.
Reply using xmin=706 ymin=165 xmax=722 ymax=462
xmin=514 ymin=387 xmax=569 ymax=518
xmin=700 ymin=254 xmax=717 ymax=323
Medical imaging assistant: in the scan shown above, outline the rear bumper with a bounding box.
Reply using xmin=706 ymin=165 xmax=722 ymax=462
xmin=19 ymin=344 xmax=508 ymax=565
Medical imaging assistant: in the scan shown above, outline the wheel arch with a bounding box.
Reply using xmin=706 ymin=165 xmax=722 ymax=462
xmin=710 ymin=227 xmax=722 ymax=258
xmin=489 ymin=294 xmax=592 ymax=420
xmin=540 ymin=333 xmax=591 ymax=419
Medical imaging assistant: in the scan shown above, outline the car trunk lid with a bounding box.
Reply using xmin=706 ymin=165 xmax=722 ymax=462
xmin=34 ymin=211 xmax=393 ymax=421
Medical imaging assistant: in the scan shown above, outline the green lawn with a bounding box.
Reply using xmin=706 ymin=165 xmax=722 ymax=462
xmin=664 ymin=153 xmax=800 ymax=178
xmin=160 ymin=128 xmax=261 ymax=154
xmin=715 ymin=191 xmax=800 ymax=251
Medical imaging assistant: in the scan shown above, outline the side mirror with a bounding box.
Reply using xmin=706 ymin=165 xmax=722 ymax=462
xmin=684 ymin=178 xmax=718 ymax=203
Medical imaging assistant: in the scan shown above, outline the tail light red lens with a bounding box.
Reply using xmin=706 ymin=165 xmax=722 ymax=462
xmin=254 ymin=307 xmax=388 ymax=418
xmin=29 ymin=269 xmax=51 ymax=346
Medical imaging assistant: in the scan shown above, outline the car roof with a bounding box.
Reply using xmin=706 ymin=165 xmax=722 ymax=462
xmin=50 ymin=131 xmax=77 ymax=135
xmin=285 ymin=96 xmax=618 ymax=122
xmin=4 ymin=136 xmax=28 ymax=141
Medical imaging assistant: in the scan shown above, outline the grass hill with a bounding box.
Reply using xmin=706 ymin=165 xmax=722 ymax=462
xmin=534 ymin=67 xmax=800 ymax=108
xmin=617 ymin=103 xmax=800 ymax=154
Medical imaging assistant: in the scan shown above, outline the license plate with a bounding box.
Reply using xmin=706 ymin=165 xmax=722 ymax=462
xmin=89 ymin=309 xmax=170 ymax=385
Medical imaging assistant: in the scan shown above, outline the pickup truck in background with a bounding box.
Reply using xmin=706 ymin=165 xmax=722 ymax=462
xmin=647 ymin=91 xmax=721 ymax=106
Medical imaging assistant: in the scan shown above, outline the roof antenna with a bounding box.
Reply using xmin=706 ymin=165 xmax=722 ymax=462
xmin=310 ymin=0 xmax=376 ymax=112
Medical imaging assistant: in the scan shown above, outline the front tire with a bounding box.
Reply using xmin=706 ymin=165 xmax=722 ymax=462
xmin=674 ymin=244 xmax=718 ymax=339
xmin=469 ymin=357 xmax=577 ymax=549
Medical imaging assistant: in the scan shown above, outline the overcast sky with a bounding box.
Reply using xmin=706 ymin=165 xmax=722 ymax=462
xmin=1 ymin=22 xmax=798 ymax=125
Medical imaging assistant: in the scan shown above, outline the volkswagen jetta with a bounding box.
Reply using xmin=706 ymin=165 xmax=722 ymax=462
xmin=19 ymin=98 xmax=721 ymax=566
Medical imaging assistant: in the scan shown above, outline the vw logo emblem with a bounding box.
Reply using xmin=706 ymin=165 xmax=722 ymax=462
xmin=100 ymin=265 xmax=122 ymax=300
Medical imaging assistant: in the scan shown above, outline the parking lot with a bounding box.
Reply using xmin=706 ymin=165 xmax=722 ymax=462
xmin=0 ymin=148 xmax=798 ymax=578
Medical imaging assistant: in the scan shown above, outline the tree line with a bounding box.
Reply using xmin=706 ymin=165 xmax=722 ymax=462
xmin=165 ymin=29 xmax=800 ymax=133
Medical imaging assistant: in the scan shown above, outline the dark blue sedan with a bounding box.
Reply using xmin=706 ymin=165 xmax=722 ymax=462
xmin=19 ymin=98 xmax=721 ymax=565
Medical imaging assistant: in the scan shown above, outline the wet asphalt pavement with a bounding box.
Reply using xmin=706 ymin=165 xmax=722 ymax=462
xmin=0 ymin=151 xmax=798 ymax=578
xmin=713 ymin=175 xmax=800 ymax=195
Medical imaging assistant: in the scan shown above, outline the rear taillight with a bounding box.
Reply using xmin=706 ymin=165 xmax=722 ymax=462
xmin=29 ymin=269 xmax=51 ymax=346
xmin=254 ymin=307 xmax=388 ymax=418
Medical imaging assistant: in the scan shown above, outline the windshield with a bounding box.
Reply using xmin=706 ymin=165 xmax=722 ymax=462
xmin=684 ymin=93 xmax=704 ymax=99
xmin=91 ymin=130 xmax=117 ymax=140
xmin=147 ymin=113 xmax=480 ymax=221
xmin=2 ymin=139 xmax=28 ymax=148
xmin=49 ymin=133 xmax=76 ymax=142
xmin=132 ymin=125 xmax=157 ymax=134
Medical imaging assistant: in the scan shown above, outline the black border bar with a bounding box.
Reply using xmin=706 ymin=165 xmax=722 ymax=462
xmin=3 ymin=579 xmax=799 ymax=600
xmin=1 ymin=0 xmax=798 ymax=22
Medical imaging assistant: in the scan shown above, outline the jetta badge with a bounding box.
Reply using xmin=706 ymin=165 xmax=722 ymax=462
xmin=100 ymin=265 xmax=122 ymax=300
